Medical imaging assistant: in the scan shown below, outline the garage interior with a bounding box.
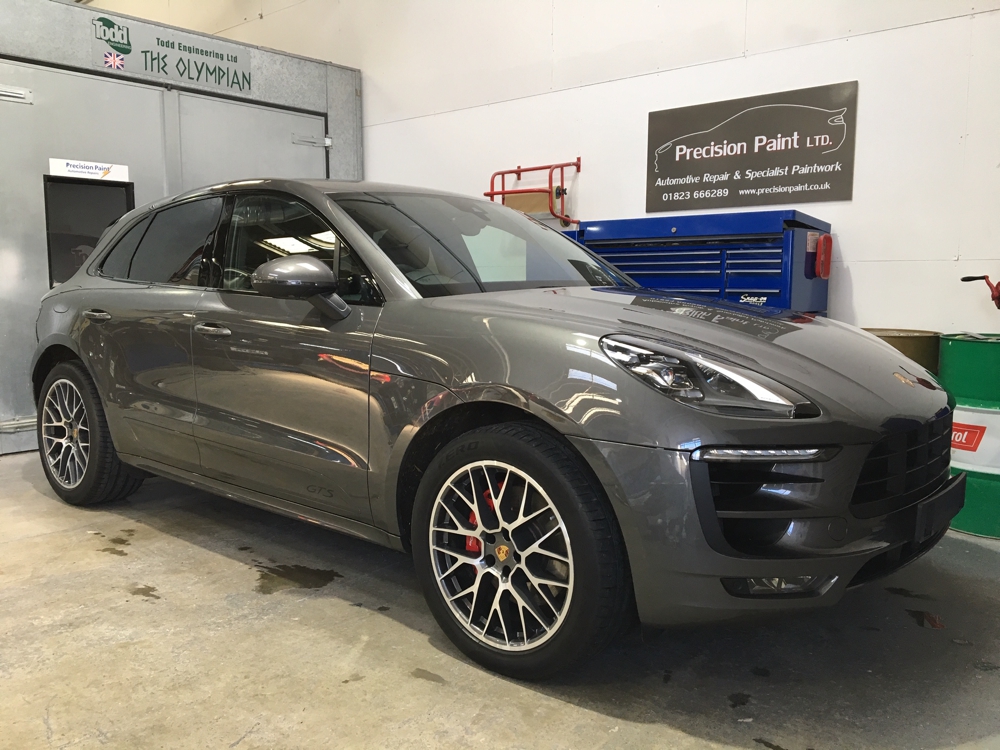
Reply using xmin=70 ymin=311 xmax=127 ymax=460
xmin=2 ymin=1 xmax=999 ymax=748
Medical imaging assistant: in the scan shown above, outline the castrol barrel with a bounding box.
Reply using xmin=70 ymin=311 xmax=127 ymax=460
xmin=939 ymin=333 xmax=1000 ymax=538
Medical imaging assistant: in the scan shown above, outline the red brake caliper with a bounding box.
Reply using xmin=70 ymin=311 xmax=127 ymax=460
xmin=465 ymin=482 xmax=501 ymax=553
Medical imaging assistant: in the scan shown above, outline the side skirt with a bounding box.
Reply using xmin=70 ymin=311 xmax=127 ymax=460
xmin=119 ymin=452 xmax=407 ymax=553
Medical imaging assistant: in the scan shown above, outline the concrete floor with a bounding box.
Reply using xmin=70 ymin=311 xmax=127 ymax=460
xmin=1 ymin=450 xmax=999 ymax=750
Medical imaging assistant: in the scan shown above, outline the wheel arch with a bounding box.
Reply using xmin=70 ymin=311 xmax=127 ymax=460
xmin=31 ymin=338 xmax=86 ymax=405
xmin=393 ymin=396 xmax=622 ymax=558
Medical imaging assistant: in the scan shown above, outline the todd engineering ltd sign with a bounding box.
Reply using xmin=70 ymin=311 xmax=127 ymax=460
xmin=90 ymin=16 xmax=253 ymax=93
xmin=646 ymin=82 xmax=858 ymax=212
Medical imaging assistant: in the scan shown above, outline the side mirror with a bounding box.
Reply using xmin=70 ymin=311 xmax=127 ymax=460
xmin=251 ymin=255 xmax=351 ymax=320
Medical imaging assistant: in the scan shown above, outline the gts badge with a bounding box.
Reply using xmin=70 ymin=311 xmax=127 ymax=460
xmin=307 ymin=485 xmax=336 ymax=498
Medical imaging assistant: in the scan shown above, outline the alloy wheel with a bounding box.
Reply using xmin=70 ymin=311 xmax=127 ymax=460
xmin=429 ymin=460 xmax=574 ymax=651
xmin=41 ymin=378 xmax=90 ymax=489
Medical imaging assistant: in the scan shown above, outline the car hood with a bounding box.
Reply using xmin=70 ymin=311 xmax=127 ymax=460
xmin=380 ymin=286 xmax=949 ymax=431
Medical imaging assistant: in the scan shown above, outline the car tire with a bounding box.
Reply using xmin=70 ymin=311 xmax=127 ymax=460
xmin=37 ymin=361 xmax=145 ymax=506
xmin=412 ymin=422 xmax=632 ymax=679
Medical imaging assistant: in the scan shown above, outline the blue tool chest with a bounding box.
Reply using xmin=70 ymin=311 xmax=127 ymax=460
xmin=568 ymin=210 xmax=832 ymax=313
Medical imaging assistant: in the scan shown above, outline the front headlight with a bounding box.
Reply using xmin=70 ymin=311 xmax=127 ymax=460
xmin=600 ymin=335 xmax=819 ymax=419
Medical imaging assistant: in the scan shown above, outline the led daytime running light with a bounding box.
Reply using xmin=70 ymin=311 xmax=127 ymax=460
xmin=692 ymin=448 xmax=824 ymax=462
xmin=690 ymin=356 xmax=791 ymax=406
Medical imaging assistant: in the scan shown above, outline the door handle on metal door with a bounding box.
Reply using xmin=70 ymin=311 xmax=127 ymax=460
xmin=82 ymin=309 xmax=112 ymax=321
xmin=194 ymin=322 xmax=232 ymax=337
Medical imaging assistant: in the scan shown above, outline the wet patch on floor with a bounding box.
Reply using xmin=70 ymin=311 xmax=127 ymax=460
xmin=97 ymin=533 xmax=132 ymax=557
xmin=377 ymin=605 xmax=390 ymax=612
xmin=237 ymin=546 xmax=252 ymax=552
xmin=253 ymin=563 xmax=342 ymax=594
xmin=886 ymin=586 xmax=934 ymax=601
xmin=341 ymin=673 xmax=364 ymax=684
xmin=411 ymin=668 xmax=446 ymax=684
xmin=129 ymin=585 xmax=160 ymax=600
xmin=975 ymin=661 xmax=1000 ymax=672
xmin=728 ymin=692 xmax=750 ymax=708
xmin=753 ymin=739 xmax=791 ymax=750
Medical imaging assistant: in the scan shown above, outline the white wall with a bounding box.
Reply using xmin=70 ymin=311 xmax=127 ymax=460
xmin=88 ymin=0 xmax=1000 ymax=332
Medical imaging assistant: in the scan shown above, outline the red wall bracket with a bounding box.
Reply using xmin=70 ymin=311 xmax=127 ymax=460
xmin=484 ymin=157 xmax=581 ymax=225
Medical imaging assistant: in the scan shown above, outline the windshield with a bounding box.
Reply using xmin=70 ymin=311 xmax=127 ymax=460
xmin=330 ymin=192 xmax=634 ymax=298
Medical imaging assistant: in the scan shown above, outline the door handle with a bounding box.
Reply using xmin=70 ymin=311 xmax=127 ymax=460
xmin=194 ymin=322 xmax=232 ymax=337
xmin=82 ymin=309 xmax=112 ymax=321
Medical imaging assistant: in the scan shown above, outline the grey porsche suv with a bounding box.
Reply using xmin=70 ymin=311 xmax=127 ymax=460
xmin=32 ymin=179 xmax=965 ymax=678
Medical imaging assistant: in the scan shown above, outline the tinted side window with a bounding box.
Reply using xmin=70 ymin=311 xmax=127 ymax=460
xmin=100 ymin=216 xmax=151 ymax=279
xmin=128 ymin=197 xmax=223 ymax=285
xmin=223 ymin=194 xmax=378 ymax=304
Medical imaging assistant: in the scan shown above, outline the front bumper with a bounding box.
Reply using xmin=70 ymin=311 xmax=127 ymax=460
xmin=570 ymin=437 xmax=965 ymax=627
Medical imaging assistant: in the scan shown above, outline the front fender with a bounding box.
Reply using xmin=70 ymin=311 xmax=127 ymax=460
xmin=367 ymin=373 xmax=591 ymax=540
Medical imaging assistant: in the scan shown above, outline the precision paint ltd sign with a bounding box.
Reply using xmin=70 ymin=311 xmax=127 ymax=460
xmin=90 ymin=16 xmax=253 ymax=93
xmin=646 ymin=82 xmax=858 ymax=212
xmin=49 ymin=158 xmax=129 ymax=182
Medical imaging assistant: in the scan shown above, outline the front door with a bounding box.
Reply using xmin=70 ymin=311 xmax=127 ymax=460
xmin=192 ymin=192 xmax=381 ymax=523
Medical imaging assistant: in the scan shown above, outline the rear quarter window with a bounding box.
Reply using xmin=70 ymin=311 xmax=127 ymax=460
xmin=100 ymin=216 xmax=151 ymax=279
xmin=127 ymin=197 xmax=223 ymax=285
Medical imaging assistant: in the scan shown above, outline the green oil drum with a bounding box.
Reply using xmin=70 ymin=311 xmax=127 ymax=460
xmin=938 ymin=333 xmax=1000 ymax=538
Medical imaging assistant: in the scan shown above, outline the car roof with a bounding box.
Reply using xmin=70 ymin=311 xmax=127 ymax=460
xmin=158 ymin=178 xmax=475 ymax=207
xmin=113 ymin=178 xmax=491 ymax=250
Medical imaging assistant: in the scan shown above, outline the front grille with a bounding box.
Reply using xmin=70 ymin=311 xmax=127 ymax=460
xmin=850 ymin=411 xmax=953 ymax=519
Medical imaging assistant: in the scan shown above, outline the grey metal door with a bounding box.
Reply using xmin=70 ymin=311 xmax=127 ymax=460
xmin=0 ymin=60 xmax=168 ymax=453
xmin=177 ymin=93 xmax=327 ymax=190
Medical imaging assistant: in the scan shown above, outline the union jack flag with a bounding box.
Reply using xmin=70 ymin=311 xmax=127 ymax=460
xmin=103 ymin=51 xmax=125 ymax=70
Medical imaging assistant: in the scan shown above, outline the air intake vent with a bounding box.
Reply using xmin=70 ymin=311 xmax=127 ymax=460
xmin=704 ymin=462 xmax=821 ymax=556
xmin=0 ymin=85 xmax=32 ymax=105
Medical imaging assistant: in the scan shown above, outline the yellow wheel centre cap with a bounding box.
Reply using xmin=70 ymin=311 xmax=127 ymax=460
xmin=495 ymin=544 xmax=510 ymax=562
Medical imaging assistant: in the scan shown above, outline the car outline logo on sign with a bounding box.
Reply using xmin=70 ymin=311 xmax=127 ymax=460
xmin=952 ymin=422 xmax=986 ymax=452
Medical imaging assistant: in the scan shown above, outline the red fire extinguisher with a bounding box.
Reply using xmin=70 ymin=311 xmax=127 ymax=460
xmin=961 ymin=275 xmax=1000 ymax=310
xmin=805 ymin=233 xmax=833 ymax=280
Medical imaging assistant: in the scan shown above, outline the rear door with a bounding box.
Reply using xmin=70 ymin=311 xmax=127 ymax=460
xmin=191 ymin=192 xmax=382 ymax=522
xmin=80 ymin=197 xmax=223 ymax=471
